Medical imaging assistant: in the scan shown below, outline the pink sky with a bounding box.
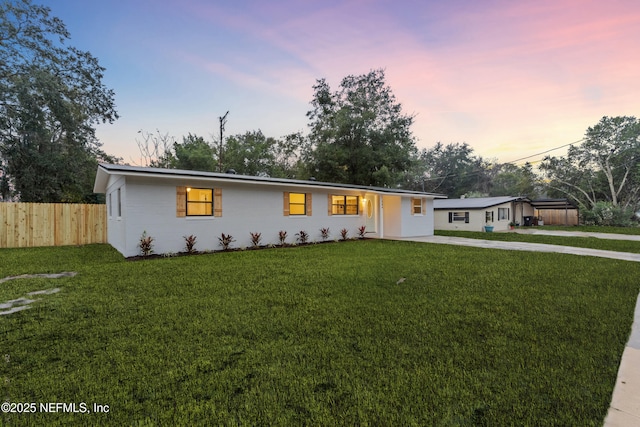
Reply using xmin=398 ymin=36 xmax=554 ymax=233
xmin=42 ymin=0 xmax=640 ymax=165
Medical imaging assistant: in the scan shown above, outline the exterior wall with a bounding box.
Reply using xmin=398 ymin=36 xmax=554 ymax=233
xmin=434 ymin=210 xmax=484 ymax=232
xmin=435 ymin=201 xmax=531 ymax=232
xmin=382 ymin=195 xmax=434 ymax=238
xmin=105 ymin=175 xmax=127 ymax=255
xmin=513 ymin=202 xmax=535 ymax=225
xmin=111 ymin=176 xmax=376 ymax=257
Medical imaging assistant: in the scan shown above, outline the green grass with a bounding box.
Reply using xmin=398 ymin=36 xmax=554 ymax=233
xmin=539 ymin=225 xmax=640 ymax=235
xmin=435 ymin=229 xmax=640 ymax=253
xmin=1 ymin=241 xmax=638 ymax=426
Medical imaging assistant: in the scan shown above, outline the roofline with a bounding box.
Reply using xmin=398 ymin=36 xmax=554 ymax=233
xmin=529 ymin=198 xmax=579 ymax=209
xmin=433 ymin=197 xmax=530 ymax=210
xmin=94 ymin=164 xmax=447 ymax=198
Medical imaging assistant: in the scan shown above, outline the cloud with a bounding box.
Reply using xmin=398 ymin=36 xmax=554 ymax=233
xmin=100 ymin=0 xmax=640 ymax=161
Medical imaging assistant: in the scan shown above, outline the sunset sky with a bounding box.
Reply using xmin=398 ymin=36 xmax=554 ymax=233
xmin=40 ymin=0 xmax=640 ymax=165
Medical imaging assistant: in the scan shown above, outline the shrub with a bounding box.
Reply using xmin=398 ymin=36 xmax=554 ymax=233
xmin=340 ymin=228 xmax=349 ymax=241
xmin=278 ymin=230 xmax=288 ymax=245
xmin=139 ymin=231 xmax=154 ymax=257
xmin=218 ymin=233 xmax=235 ymax=250
xmin=582 ymin=201 xmax=636 ymax=226
xmin=183 ymin=234 xmax=197 ymax=254
xmin=357 ymin=225 xmax=366 ymax=239
xmin=296 ymin=230 xmax=309 ymax=244
xmin=320 ymin=227 xmax=330 ymax=241
xmin=250 ymin=232 xmax=262 ymax=248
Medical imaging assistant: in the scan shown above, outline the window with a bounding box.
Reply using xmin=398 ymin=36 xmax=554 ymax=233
xmin=485 ymin=211 xmax=494 ymax=222
xmin=412 ymin=198 xmax=423 ymax=215
xmin=176 ymin=187 xmax=221 ymax=217
xmin=288 ymin=192 xmax=308 ymax=215
xmin=187 ymin=188 xmax=213 ymax=216
xmin=117 ymin=188 xmax=122 ymax=217
xmin=331 ymin=195 xmax=359 ymax=215
xmin=108 ymin=193 xmax=112 ymax=217
xmin=448 ymin=212 xmax=469 ymax=223
xmin=498 ymin=208 xmax=509 ymax=221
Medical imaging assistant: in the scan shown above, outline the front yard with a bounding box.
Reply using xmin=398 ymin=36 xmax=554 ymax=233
xmin=1 ymin=240 xmax=638 ymax=425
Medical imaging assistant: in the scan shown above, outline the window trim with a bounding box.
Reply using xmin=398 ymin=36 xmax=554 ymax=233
xmin=330 ymin=195 xmax=359 ymax=215
xmin=448 ymin=211 xmax=469 ymax=223
xmin=411 ymin=198 xmax=423 ymax=215
xmin=485 ymin=210 xmax=494 ymax=223
xmin=186 ymin=187 xmax=214 ymax=217
xmin=284 ymin=192 xmax=311 ymax=216
xmin=498 ymin=207 xmax=510 ymax=221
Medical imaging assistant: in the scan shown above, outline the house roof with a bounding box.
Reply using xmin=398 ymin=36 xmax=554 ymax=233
xmin=529 ymin=198 xmax=578 ymax=210
xmin=94 ymin=164 xmax=446 ymax=198
xmin=434 ymin=196 xmax=530 ymax=210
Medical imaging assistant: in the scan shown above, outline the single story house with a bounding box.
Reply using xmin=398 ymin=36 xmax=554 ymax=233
xmin=434 ymin=196 xmax=535 ymax=232
xmin=93 ymin=164 xmax=445 ymax=257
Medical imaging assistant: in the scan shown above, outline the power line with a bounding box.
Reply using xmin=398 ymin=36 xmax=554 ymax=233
xmin=505 ymin=139 xmax=584 ymax=165
xmin=419 ymin=138 xmax=586 ymax=183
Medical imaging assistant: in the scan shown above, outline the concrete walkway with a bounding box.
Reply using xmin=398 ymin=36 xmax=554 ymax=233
xmin=393 ymin=231 xmax=640 ymax=426
xmin=401 ymin=234 xmax=640 ymax=262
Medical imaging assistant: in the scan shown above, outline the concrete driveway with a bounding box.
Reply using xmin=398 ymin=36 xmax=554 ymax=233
xmin=401 ymin=234 xmax=640 ymax=263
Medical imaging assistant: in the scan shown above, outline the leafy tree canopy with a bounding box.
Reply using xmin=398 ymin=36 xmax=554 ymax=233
xmin=540 ymin=116 xmax=640 ymax=210
xmin=418 ymin=142 xmax=488 ymax=197
xmin=305 ymin=69 xmax=417 ymax=187
xmin=489 ymin=162 xmax=540 ymax=198
xmin=0 ymin=0 xmax=118 ymax=202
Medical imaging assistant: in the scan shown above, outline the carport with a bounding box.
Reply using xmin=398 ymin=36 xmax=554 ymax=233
xmin=530 ymin=199 xmax=579 ymax=226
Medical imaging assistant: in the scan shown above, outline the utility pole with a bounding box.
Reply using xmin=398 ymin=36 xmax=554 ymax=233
xmin=218 ymin=111 xmax=229 ymax=172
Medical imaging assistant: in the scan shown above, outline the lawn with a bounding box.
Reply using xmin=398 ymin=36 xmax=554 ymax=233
xmin=541 ymin=225 xmax=640 ymax=235
xmin=1 ymin=241 xmax=638 ymax=426
xmin=435 ymin=229 xmax=640 ymax=253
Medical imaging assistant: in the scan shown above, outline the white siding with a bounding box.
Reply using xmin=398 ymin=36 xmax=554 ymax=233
xmin=105 ymin=175 xmax=127 ymax=255
xmin=382 ymin=196 xmax=433 ymax=238
xmin=435 ymin=201 xmax=526 ymax=232
xmin=116 ymin=177 xmax=373 ymax=257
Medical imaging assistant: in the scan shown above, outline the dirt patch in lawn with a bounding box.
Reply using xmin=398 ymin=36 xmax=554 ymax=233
xmin=0 ymin=272 xmax=76 ymax=315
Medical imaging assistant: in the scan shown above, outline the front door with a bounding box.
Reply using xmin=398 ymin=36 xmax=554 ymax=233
xmin=364 ymin=195 xmax=377 ymax=234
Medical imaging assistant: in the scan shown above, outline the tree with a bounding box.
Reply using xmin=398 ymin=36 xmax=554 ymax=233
xmin=539 ymin=116 xmax=640 ymax=210
xmin=418 ymin=142 xmax=489 ymax=197
xmin=489 ymin=162 xmax=540 ymax=198
xmin=305 ymin=69 xmax=417 ymax=187
xmin=0 ymin=0 xmax=118 ymax=202
xmin=221 ymin=130 xmax=309 ymax=178
xmin=172 ymin=134 xmax=216 ymax=171
xmin=223 ymin=130 xmax=277 ymax=176
xmin=135 ymin=129 xmax=176 ymax=168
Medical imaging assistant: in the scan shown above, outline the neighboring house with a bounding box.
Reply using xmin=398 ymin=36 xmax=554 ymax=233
xmin=93 ymin=164 xmax=445 ymax=257
xmin=434 ymin=196 xmax=535 ymax=232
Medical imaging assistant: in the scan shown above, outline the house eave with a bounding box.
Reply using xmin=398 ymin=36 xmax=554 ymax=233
xmin=94 ymin=164 xmax=446 ymax=198
xmin=433 ymin=197 xmax=530 ymax=210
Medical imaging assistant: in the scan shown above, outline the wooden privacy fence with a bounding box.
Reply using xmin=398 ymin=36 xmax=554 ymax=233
xmin=536 ymin=208 xmax=579 ymax=226
xmin=0 ymin=203 xmax=107 ymax=248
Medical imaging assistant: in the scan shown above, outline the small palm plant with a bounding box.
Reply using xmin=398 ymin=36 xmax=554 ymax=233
xmin=296 ymin=230 xmax=309 ymax=244
xmin=278 ymin=230 xmax=288 ymax=246
xmin=139 ymin=231 xmax=154 ymax=256
xmin=218 ymin=233 xmax=235 ymax=250
xmin=250 ymin=232 xmax=262 ymax=248
xmin=340 ymin=228 xmax=349 ymax=241
xmin=183 ymin=234 xmax=197 ymax=254
xmin=320 ymin=227 xmax=330 ymax=241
